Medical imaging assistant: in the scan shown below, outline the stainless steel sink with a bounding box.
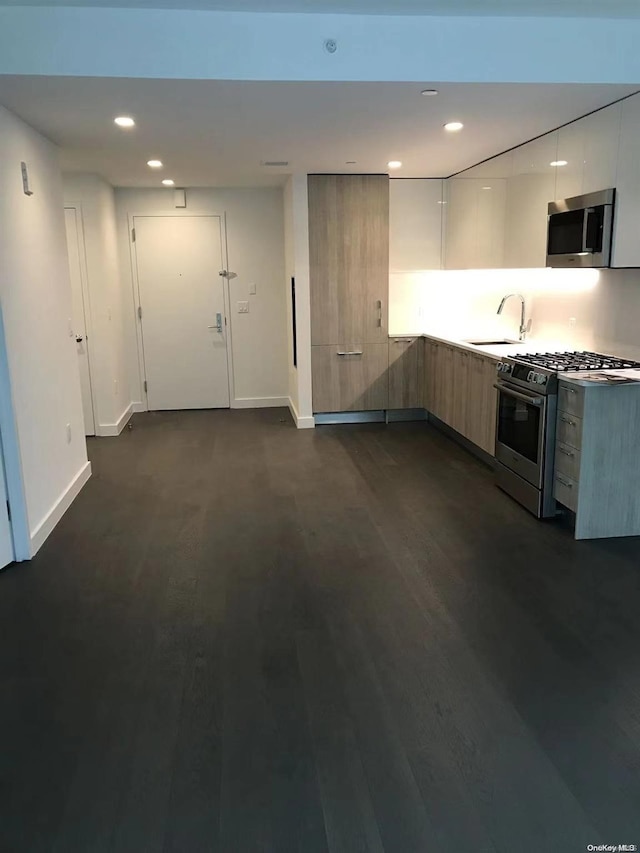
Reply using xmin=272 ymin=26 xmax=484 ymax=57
xmin=465 ymin=339 xmax=520 ymax=346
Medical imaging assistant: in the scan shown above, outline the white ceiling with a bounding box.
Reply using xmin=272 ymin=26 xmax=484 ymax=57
xmin=2 ymin=0 xmax=640 ymax=16
xmin=0 ymin=77 xmax=636 ymax=187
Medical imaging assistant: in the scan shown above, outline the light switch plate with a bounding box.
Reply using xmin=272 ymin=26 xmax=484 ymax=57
xmin=249 ymin=282 xmax=256 ymax=295
xmin=237 ymin=301 xmax=249 ymax=314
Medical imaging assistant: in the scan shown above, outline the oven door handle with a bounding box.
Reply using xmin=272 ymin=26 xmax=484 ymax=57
xmin=493 ymin=383 xmax=543 ymax=406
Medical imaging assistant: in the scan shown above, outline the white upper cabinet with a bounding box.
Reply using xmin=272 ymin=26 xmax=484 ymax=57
xmin=389 ymin=179 xmax=443 ymax=271
xmin=504 ymin=132 xmax=558 ymax=268
xmin=581 ymin=102 xmax=621 ymax=195
xmin=556 ymin=102 xmax=621 ymax=201
xmin=612 ymin=94 xmax=640 ymax=268
xmin=444 ymin=152 xmax=511 ymax=270
xmin=555 ymin=121 xmax=585 ymax=200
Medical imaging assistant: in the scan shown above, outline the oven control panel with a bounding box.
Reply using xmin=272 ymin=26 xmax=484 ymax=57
xmin=527 ymin=371 xmax=548 ymax=386
xmin=496 ymin=361 xmax=513 ymax=377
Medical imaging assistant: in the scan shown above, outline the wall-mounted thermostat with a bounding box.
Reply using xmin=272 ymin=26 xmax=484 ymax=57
xmin=21 ymin=162 xmax=33 ymax=196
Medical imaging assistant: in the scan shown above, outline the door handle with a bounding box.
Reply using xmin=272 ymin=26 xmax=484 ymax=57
xmin=208 ymin=313 xmax=223 ymax=333
xmin=76 ymin=336 xmax=84 ymax=343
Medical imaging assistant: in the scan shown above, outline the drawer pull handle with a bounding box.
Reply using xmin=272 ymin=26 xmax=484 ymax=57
xmin=563 ymin=387 xmax=577 ymax=395
xmin=560 ymin=416 xmax=576 ymax=426
xmin=393 ymin=338 xmax=414 ymax=343
xmin=558 ymin=447 xmax=575 ymax=458
xmin=556 ymin=475 xmax=573 ymax=488
xmin=337 ymin=350 xmax=363 ymax=356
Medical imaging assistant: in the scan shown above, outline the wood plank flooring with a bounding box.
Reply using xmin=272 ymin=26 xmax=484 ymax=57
xmin=1 ymin=408 xmax=640 ymax=852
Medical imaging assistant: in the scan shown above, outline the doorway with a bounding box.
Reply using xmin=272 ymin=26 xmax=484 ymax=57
xmin=64 ymin=206 xmax=97 ymax=436
xmin=132 ymin=215 xmax=231 ymax=411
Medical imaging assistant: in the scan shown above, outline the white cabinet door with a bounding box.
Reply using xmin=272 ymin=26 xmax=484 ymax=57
xmin=555 ymin=121 xmax=585 ymax=201
xmin=582 ymin=102 xmax=621 ymax=195
xmin=389 ymin=179 xmax=443 ymax=271
xmin=612 ymin=94 xmax=640 ymax=267
xmin=444 ymin=177 xmax=477 ymax=269
xmin=505 ymin=132 xmax=559 ymax=268
xmin=444 ymin=152 xmax=511 ymax=270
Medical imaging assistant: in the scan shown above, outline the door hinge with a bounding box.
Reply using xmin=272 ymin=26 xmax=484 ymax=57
xmin=143 ymin=380 xmax=148 ymax=393
xmin=138 ymin=305 xmax=142 ymax=320
xmin=6 ymin=500 xmax=10 ymax=521
xmin=131 ymin=227 xmax=136 ymax=243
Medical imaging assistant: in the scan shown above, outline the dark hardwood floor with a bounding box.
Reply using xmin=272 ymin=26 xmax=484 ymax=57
xmin=1 ymin=407 xmax=640 ymax=852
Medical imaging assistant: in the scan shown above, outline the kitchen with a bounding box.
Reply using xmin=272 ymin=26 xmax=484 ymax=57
xmin=307 ymin=90 xmax=640 ymax=541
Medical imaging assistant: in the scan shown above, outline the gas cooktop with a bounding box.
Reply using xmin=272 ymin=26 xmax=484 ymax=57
xmin=515 ymin=350 xmax=640 ymax=372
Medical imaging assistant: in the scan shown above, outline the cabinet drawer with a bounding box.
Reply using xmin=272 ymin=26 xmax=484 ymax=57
xmin=558 ymin=382 xmax=584 ymax=418
xmin=556 ymin=410 xmax=583 ymax=450
xmin=554 ymin=441 xmax=581 ymax=482
xmin=554 ymin=471 xmax=579 ymax=512
xmin=312 ymin=343 xmax=389 ymax=413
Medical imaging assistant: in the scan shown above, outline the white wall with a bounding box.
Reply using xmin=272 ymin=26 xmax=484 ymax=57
xmin=3 ymin=7 xmax=640 ymax=84
xmin=283 ymin=177 xmax=298 ymax=414
xmin=63 ymin=174 xmax=131 ymax=433
xmin=0 ymin=105 xmax=89 ymax=554
xmin=114 ymin=187 xmax=288 ymax=408
xmin=389 ymin=265 xmax=640 ymax=360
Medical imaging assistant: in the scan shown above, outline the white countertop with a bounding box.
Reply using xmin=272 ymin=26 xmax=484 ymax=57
xmin=388 ymin=331 xmax=576 ymax=360
xmin=558 ymin=368 xmax=640 ymax=387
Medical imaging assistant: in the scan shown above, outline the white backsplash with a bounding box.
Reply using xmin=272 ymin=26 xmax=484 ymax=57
xmin=389 ymin=266 xmax=640 ymax=357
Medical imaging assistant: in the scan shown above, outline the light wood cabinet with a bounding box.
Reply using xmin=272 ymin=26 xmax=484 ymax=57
xmin=309 ymin=174 xmax=389 ymax=412
xmin=388 ymin=337 xmax=423 ymax=409
xmin=311 ymin=344 xmax=389 ymax=413
xmin=553 ymin=379 xmax=640 ymax=539
xmin=423 ymin=338 xmax=497 ymax=456
xmin=309 ymin=174 xmax=388 ymax=347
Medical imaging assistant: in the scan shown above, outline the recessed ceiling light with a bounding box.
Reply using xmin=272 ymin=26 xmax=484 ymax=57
xmin=550 ymin=160 xmax=568 ymax=167
xmin=346 ymin=161 xmax=357 ymax=165
xmin=421 ymin=89 xmax=439 ymax=96
xmin=444 ymin=122 xmax=464 ymax=132
xmin=114 ymin=116 xmax=135 ymax=128
xmin=162 ymin=179 xmax=175 ymax=186
xmin=482 ymin=186 xmax=492 ymax=190
xmin=147 ymin=159 xmax=163 ymax=168
xmin=388 ymin=161 xmax=402 ymax=169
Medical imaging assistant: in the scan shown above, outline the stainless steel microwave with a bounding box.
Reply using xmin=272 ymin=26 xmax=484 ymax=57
xmin=546 ymin=188 xmax=615 ymax=268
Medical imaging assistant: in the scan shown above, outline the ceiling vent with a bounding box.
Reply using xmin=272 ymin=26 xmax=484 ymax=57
xmin=262 ymin=160 xmax=289 ymax=167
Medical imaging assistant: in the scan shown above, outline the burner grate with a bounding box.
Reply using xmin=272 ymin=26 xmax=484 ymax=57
xmin=517 ymin=351 xmax=640 ymax=372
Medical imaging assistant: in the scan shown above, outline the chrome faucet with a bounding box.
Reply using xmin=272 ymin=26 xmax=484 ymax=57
xmin=497 ymin=293 xmax=532 ymax=341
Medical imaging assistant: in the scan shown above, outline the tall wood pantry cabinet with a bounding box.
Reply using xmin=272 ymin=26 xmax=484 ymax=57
xmin=309 ymin=174 xmax=390 ymax=414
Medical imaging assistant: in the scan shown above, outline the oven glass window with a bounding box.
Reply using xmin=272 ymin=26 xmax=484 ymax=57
xmin=497 ymin=392 xmax=541 ymax=463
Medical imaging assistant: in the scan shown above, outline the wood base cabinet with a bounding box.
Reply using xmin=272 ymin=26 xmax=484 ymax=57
xmin=388 ymin=337 xmax=423 ymax=409
xmin=423 ymin=339 xmax=497 ymax=456
xmin=312 ymin=344 xmax=389 ymax=413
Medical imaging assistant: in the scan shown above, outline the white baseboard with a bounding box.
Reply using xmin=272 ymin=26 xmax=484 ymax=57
xmin=97 ymin=403 xmax=134 ymax=437
xmin=288 ymin=398 xmax=315 ymax=429
xmin=232 ymin=396 xmax=289 ymax=409
xmin=131 ymin=401 xmax=146 ymax=413
xmin=30 ymin=461 xmax=92 ymax=556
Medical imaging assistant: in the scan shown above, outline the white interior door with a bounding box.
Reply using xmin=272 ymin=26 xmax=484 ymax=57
xmin=64 ymin=207 xmax=96 ymax=436
xmin=0 ymin=433 xmax=14 ymax=569
xmin=134 ymin=215 xmax=230 ymax=411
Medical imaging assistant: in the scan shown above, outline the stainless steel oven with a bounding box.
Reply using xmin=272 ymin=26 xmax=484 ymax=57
xmin=493 ymin=365 xmax=558 ymax=519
